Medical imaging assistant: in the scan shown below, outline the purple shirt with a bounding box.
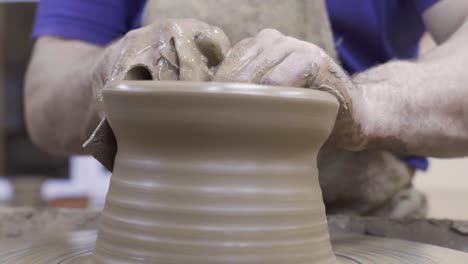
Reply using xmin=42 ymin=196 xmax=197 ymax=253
xmin=32 ymin=0 xmax=439 ymax=171
xmin=33 ymin=0 xmax=146 ymax=45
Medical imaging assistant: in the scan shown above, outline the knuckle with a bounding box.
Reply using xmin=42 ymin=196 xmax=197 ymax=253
xmin=281 ymin=36 xmax=301 ymax=47
xmin=157 ymin=18 xmax=184 ymax=33
xmin=258 ymin=28 xmax=283 ymax=38
xmin=299 ymin=41 xmax=320 ymax=52
xmin=125 ymin=28 xmax=141 ymax=40
xmin=161 ymin=18 xmax=176 ymax=25
xmin=303 ymin=45 xmax=328 ymax=61
xmin=284 ymin=36 xmax=297 ymax=42
xmin=160 ymin=19 xmax=176 ymax=30
xmin=182 ymin=18 xmax=204 ymax=25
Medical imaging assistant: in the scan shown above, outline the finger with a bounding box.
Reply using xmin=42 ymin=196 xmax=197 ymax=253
xmin=124 ymin=58 xmax=179 ymax=81
xmin=229 ymin=28 xmax=284 ymax=56
xmin=213 ymin=29 xmax=287 ymax=82
xmin=122 ymin=45 xmax=179 ymax=81
xmin=158 ymin=19 xmax=229 ymax=81
xmin=109 ymin=25 xmax=166 ymax=78
xmin=194 ymin=26 xmax=230 ymax=67
xmin=158 ymin=20 xmax=214 ymax=81
xmin=175 ymin=38 xmax=212 ymax=81
xmin=261 ymin=51 xmax=320 ymax=87
xmin=213 ymin=37 xmax=258 ymax=82
xmin=234 ymin=37 xmax=294 ymax=83
xmin=123 ymin=64 xmax=154 ymax=80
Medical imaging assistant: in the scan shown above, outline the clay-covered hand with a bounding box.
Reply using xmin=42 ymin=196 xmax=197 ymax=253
xmin=92 ymin=18 xmax=230 ymax=117
xmin=85 ymin=19 xmax=230 ymax=171
xmin=214 ymin=29 xmax=367 ymax=150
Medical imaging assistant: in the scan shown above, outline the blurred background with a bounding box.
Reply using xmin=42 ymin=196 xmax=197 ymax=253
xmin=0 ymin=1 xmax=466 ymax=219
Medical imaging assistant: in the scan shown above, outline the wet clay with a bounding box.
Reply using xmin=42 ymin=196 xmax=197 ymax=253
xmin=2 ymin=82 xmax=468 ymax=263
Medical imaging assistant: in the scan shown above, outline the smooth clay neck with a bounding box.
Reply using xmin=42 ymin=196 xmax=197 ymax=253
xmin=91 ymin=81 xmax=339 ymax=264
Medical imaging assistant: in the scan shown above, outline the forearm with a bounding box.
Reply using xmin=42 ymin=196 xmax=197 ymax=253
xmin=25 ymin=37 xmax=103 ymax=155
xmin=353 ymin=21 xmax=468 ymax=157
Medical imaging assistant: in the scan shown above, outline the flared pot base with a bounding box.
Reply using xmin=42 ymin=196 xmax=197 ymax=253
xmin=0 ymin=230 xmax=467 ymax=263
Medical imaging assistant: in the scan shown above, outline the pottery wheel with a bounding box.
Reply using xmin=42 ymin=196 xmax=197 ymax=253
xmin=10 ymin=82 xmax=465 ymax=264
xmin=0 ymin=230 xmax=466 ymax=263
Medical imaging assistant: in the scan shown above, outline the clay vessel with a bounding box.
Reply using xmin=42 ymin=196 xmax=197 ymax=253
xmin=91 ymin=81 xmax=339 ymax=263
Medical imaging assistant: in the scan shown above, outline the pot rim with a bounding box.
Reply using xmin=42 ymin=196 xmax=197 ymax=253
xmin=104 ymin=81 xmax=338 ymax=103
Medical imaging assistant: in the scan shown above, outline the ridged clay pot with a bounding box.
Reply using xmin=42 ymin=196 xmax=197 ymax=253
xmin=91 ymin=81 xmax=339 ymax=264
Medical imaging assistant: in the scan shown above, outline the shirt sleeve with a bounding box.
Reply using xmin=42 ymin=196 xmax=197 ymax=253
xmin=412 ymin=0 xmax=440 ymax=15
xmin=32 ymin=0 xmax=146 ymax=46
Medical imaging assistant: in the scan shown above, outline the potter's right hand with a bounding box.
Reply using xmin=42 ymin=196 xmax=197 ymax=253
xmin=213 ymin=29 xmax=367 ymax=151
xmin=91 ymin=19 xmax=230 ymax=117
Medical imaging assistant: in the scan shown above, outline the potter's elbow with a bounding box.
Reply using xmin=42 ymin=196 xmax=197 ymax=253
xmin=25 ymin=96 xmax=87 ymax=157
xmin=23 ymin=82 xmax=67 ymax=157
xmin=24 ymin=97 xmax=59 ymax=156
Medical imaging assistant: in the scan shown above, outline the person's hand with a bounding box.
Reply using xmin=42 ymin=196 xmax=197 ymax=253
xmin=91 ymin=18 xmax=230 ymax=117
xmin=84 ymin=19 xmax=230 ymax=171
xmin=213 ymin=29 xmax=368 ymax=150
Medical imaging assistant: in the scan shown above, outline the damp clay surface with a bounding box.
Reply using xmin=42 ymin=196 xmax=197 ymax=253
xmin=92 ymin=81 xmax=338 ymax=263
xmin=2 ymin=81 xmax=468 ymax=263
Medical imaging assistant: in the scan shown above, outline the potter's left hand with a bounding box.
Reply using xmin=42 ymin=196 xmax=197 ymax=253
xmin=214 ymin=29 xmax=367 ymax=150
xmin=84 ymin=19 xmax=230 ymax=171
